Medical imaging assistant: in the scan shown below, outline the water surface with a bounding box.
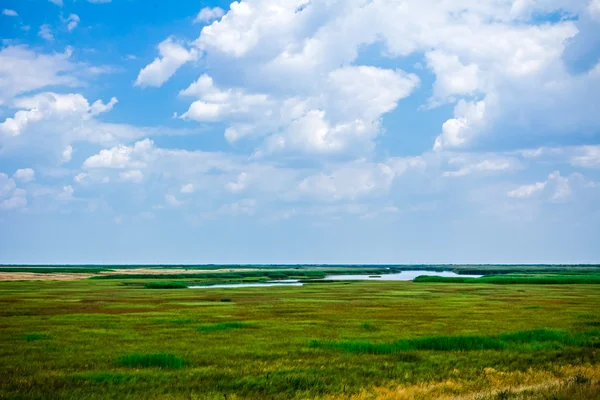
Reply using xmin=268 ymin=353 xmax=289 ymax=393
xmin=189 ymin=270 xmax=481 ymax=289
xmin=322 ymin=270 xmax=482 ymax=281
xmin=189 ymin=282 xmax=303 ymax=289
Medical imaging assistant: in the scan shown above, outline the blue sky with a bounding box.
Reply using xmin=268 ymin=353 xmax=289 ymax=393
xmin=1 ymin=0 xmax=600 ymax=264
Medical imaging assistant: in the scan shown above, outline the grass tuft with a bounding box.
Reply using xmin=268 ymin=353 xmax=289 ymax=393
xmin=24 ymin=333 xmax=52 ymax=342
xmin=115 ymin=353 xmax=187 ymax=368
xmin=197 ymin=322 xmax=250 ymax=332
xmin=360 ymin=322 xmax=378 ymax=331
xmin=143 ymin=282 xmax=187 ymax=289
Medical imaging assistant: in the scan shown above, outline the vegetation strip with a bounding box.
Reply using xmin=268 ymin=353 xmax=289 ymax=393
xmin=414 ymin=274 xmax=600 ymax=284
xmin=308 ymin=329 xmax=599 ymax=354
xmin=115 ymin=353 xmax=187 ymax=368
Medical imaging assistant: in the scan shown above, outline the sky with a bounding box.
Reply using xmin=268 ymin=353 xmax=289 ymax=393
xmin=1 ymin=0 xmax=600 ymax=264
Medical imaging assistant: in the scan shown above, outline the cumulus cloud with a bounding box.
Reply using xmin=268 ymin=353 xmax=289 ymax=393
xmin=180 ymin=66 xmax=418 ymax=156
xmin=61 ymin=145 xmax=73 ymax=163
xmin=84 ymin=139 xmax=153 ymax=169
xmin=0 ymin=195 xmax=27 ymax=210
xmin=0 ymin=92 xmax=117 ymax=137
xmin=120 ymin=169 xmax=143 ymax=183
xmin=195 ymin=7 xmax=225 ymax=23
xmin=0 ymin=173 xmax=16 ymax=198
xmin=507 ymin=171 xmax=579 ymax=202
xmin=13 ymin=168 xmax=35 ymax=182
xmin=64 ymin=14 xmax=80 ymax=31
xmin=508 ymin=181 xmax=546 ymax=198
xmin=182 ymin=0 xmax=600 ymax=155
xmin=165 ymin=194 xmax=183 ymax=207
xmin=226 ymin=172 xmax=248 ymax=193
xmin=180 ymin=74 xmax=271 ymax=122
xmin=135 ymin=37 xmax=198 ymax=87
xmin=38 ymin=24 xmax=54 ymax=41
xmin=2 ymin=9 xmax=18 ymax=17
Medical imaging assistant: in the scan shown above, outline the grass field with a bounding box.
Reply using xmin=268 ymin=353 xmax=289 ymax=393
xmin=1 ymin=268 xmax=599 ymax=399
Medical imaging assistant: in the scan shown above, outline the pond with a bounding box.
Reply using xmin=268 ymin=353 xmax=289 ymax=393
xmin=188 ymin=270 xmax=481 ymax=288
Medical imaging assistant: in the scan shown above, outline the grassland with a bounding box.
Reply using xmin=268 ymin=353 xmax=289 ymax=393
xmin=0 ymin=267 xmax=599 ymax=399
xmin=414 ymin=274 xmax=600 ymax=284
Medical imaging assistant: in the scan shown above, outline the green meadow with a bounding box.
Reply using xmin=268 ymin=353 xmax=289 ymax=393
xmin=1 ymin=267 xmax=600 ymax=399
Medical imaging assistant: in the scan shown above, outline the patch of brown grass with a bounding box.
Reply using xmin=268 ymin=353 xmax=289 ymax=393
xmin=329 ymin=365 xmax=600 ymax=400
xmin=0 ymin=273 xmax=93 ymax=281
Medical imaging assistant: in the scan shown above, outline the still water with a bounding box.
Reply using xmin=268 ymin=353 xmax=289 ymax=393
xmin=188 ymin=270 xmax=481 ymax=288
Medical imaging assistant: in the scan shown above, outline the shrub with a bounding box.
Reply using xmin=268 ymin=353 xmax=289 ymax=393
xmin=143 ymin=282 xmax=187 ymax=289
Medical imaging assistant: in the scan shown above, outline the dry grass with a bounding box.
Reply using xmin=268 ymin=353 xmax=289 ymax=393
xmin=332 ymin=365 xmax=600 ymax=399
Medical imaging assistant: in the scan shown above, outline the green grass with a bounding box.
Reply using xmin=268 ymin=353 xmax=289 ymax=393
xmin=115 ymin=353 xmax=187 ymax=368
xmin=24 ymin=333 xmax=52 ymax=342
xmin=1 ymin=268 xmax=600 ymax=399
xmin=197 ymin=322 xmax=250 ymax=332
xmin=360 ymin=322 xmax=378 ymax=331
xmin=143 ymin=281 xmax=188 ymax=289
xmin=309 ymin=329 xmax=599 ymax=355
xmin=414 ymin=274 xmax=600 ymax=284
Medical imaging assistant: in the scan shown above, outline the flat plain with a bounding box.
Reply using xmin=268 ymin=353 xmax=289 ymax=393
xmin=0 ymin=266 xmax=599 ymax=399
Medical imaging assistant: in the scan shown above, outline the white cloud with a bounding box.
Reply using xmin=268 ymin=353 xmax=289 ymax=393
xmin=185 ymin=0 xmax=599 ymax=156
xmin=61 ymin=145 xmax=73 ymax=163
xmin=48 ymin=0 xmax=63 ymax=6
xmin=181 ymin=65 xmax=418 ymax=155
xmin=0 ymin=46 xmax=86 ymax=105
xmin=426 ymin=50 xmax=480 ymax=103
xmin=508 ymin=181 xmax=546 ymax=198
xmin=13 ymin=168 xmax=35 ymax=182
xmin=64 ymin=14 xmax=80 ymax=32
xmin=180 ymin=74 xmax=271 ymax=122
xmin=571 ymin=145 xmax=600 ymax=168
xmin=120 ymin=169 xmax=143 ymax=183
xmin=226 ymin=172 xmax=248 ymax=193
xmin=180 ymin=183 xmax=195 ymax=193
xmin=84 ymin=139 xmax=153 ymax=169
xmin=589 ymin=0 xmax=600 ymax=20
xmin=297 ymin=161 xmax=396 ymax=201
xmin=0 ymin=173 xmax=16 ymax=198
xmin=57 ymin=185 xmax=74 ymax=201
xmin=434 ymin=99 xmax=488 ymax=150
xmin=73 ymin=172 xmax=88 ymax=184
xmin=165 ymin=194 xmax=183 ymax=207
xmin=443 ymin=158 xmax=515 ymax=177
xmin=195 ymin=7 xmax=225 ymax=23
xmin=507 ymin=171 xmax=578 ymax=201
xmin=38 ymin=24 xmax=54 ymax=41
xmin=88 ymin=0 xmax=111 ymax=3
xmin=0 ymin=92 xmax=117 ymax=137
xmin=0 ymin=194 xmax=27 ymax=210
xmin=135 ymin=37 xmax=198 ymax=87
xmin=2 ymin=9 xmax=18 ymax=17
